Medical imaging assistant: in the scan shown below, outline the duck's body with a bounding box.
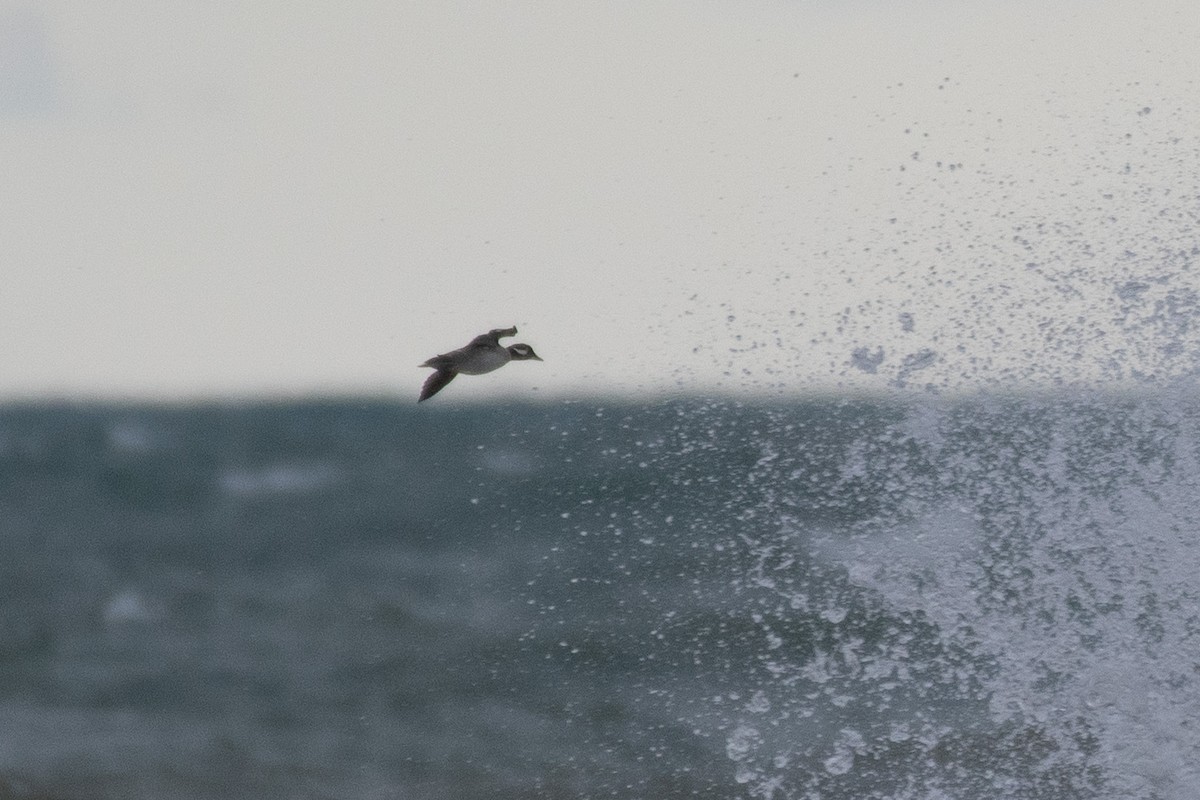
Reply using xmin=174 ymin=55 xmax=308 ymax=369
xmin=418 ymin=326 xmax=542 ymax=402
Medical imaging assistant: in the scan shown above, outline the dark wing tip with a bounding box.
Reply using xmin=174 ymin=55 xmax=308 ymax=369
xmin=419 ymin=370 xmax=457 ymax=402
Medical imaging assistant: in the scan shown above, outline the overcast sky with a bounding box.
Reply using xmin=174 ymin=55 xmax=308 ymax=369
xmin=3 ymin=0 xmax=1199 ymax=401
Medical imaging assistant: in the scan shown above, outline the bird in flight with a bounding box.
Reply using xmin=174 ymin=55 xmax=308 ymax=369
xmin=418 ymin=326 xmax=543 ymax=402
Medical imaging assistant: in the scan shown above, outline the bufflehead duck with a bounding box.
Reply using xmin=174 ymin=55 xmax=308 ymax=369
xmin=418 ymin=326 xmax=543 ymax=402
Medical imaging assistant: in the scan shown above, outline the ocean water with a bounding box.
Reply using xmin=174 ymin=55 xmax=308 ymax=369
xmin=1 ymin=393 xmax=1199 ymax=799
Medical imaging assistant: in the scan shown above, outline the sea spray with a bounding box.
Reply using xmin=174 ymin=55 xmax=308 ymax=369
xmin=720 ymin=391 xmax=1200 ymax=799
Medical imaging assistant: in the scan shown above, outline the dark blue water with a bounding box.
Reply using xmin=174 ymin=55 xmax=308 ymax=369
xmin=2 ymin=395 xmax=1198 ymax=799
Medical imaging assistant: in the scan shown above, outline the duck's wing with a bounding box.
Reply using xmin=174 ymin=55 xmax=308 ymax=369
xmin=492 ymin=326 xmax=518 ymax=340
xmin=419 ymin=369 xmax=457 ymax=402
xmin=468 ymin=326 xmax=518 ymax=347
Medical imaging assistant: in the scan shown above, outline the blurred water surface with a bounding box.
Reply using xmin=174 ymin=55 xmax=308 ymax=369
xmin=1 ymin=395 xmax=1198 ymax=799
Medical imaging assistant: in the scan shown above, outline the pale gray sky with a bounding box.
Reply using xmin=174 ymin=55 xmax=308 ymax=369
xmin=3 ymin=0 xmax=1199 ymax=401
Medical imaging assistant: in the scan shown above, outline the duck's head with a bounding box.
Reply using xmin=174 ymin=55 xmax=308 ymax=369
xmin=508 ymin=343 xmax=543 ymax=361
